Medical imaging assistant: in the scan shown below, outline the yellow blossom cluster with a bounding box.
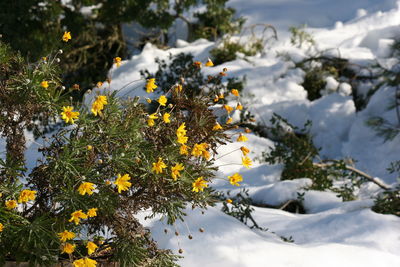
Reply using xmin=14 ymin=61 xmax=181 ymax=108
xmin=146 ymin=78 xmax=157 ymax=93
xmin=191 ymin=143 xmax=210 ymax=160
xmin=176 ymin=123 xmax=188 ymax=144
xmin=18 ymin=189 xmax=36 ymax=203
xmin=91 ymin=95 xmax=108 ymax=116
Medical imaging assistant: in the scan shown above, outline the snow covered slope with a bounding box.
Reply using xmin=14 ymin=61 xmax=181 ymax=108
xmin=83 ymin=1 xmax=400 ymax=266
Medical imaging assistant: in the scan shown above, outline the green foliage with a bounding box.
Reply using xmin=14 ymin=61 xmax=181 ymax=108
xmin=372 ymin=186 xmax=400 ymax=217
xmin=210 ymin=40 xmax=255 ymax=65
xmin=295 ymin=56 xmax=357 ymax=101
xmin=0 ymin=42 xmax=65 ymax=166
xmin=366 ymin=40 xmax=400 ymax=141
xmin=289 ymin=25 xmax=315 ymax=49
xmin=0 ymin=41 xmax=243 ymax=264
xmin=0 ymin=0 xmax=244 ymax=93
xmin=140 ymin=52 xmax=246 ymax=97
xmin=220 ymin=189 xmax=295 ymax=242
xmin=263 ymin=114 xmax=332 ymax=190
xmin=220 ymin=189 xmax=266 ymax=230
xmin=191 ymin=0 xmax=245 ymax=41
xmin=210 ymin=24 xmax=276 ymax=65
xmin=263 ymin=114 xmax=364 ymax=196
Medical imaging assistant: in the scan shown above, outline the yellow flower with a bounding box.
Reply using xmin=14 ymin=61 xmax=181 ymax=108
xmin=202 ymin=150 xmax=211 ymax=160
xmin=96 ymin=82 xmax=103 ymax=88
xmin=69 ymin=210 xmax=88 ymax=225
xmin=62 ymin=243 xmax=76 ymax=254
xmin=223 ymin=104 xmax=234 ymax=114
xmin=87 ymin=208 xmax=98 ymax=217
xmin=91 ymin=101 xmax=103 ymax=117
xmin=152 ymin=158 xmax=167 ymax=174
xmin=95 ymin=95 xmax=108 ymax=106
xmin=226 ymin=117 xmax=233 ymax=124
xmin=78 ymin=182 xmax=95 ymax=196
xmin=91 ymin=95 xmax=108 ymax=116
xmin=87 ymin=241 xmax=98 ymax=255
xmin=87 ymin=145 xmax=93 ymax=151
xmin=171 ymin=163 xmax=184 ymax=181
xmin=226 ymin=199 xmax=233 ymax=204
xmin=41 ymin=81 xmax=49 ymax=88
xmin=192 ymin=177 xmax=208 ymax=192
xmin=147 ymin=113 xmax=158 ymax=126
xmin=218 ymin=93 xmax=225 ymax=99
xmin=177 ymin=135 xmax=188 ymax=144
xmin=191 ymin=143 xmax=204 ymax=157
xmin=240 ymin=146 xmax=250 ymax=156
xmin=228 ymin=173 xmax=243 ymax=186
xmin=214 ymin=95 xmax=219 ymax=102
xmin=180 ymin=144 xmax=189 ymax=155
xmin=62 ymin=31 xmax=72 ymax=42
xmin=237 ymin=133 xmax=248 ymax=142
xmin=242 ymin=156 xmax=252 ymax=169
xmin=5 ymin=200 xmax=17 ymax=210
xmin=176 ymin=122 xmax=187 ymax=136
xmin=146 ymin=98 xmax=152 ymax=103
xmin=163 ymin=113 xmax=171 ymax=123
xmin=158 ymin=95 xmax=167 ymax=106
xmin=147 ymin=119 xmax=155 ymax=126
xmin=212 ymin=122 xmax=223 ymax=131
xmin=231 ymin=89 xmax=239 ymax=97
xmin=205 ymin=58 xmax=214 ymax=67
xmin=245 ymin=128 xmax=252 ymax=133
xmin=0 ymin=223 xmax=3 ymax=232
xmin=114 ymin=174 xmax=132 ymax=193
xmin=175 ymin=84 xmax=183 ymax=94
xmin=73 ymin=258 xmax=97 ymax=267
xmin=146 ymin=78 xmax=157 ymax=93
xmin=176 ymin=123 xmax=188 ymax=144
xmin=18 ymin=190 xmax=36 ymax=203
xmin=58 ymin=230 xmax=75 ymax=242
xmin=61 ymin=106 xmax=80 ymax=124
xmin=114 ymin=57 xmax=122 ymax=67
xmin=236 ymin=103 xmax=243 ymax=110
xmin=149 ymin=113 xmax=158 ymax=120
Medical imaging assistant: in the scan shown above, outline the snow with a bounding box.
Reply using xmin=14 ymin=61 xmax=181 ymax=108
xmin=84 ymin=1 xmax=400 ymax=265
xmin=7 ymin=0 xmax=400 ymax=266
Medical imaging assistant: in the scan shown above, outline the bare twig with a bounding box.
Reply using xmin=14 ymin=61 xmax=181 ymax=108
xmin=313 ymin=162 xmax=391 ymax=190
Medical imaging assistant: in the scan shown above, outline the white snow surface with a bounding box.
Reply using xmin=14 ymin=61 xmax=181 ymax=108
xmin=16 ymin=0 xmax=400 ymax=266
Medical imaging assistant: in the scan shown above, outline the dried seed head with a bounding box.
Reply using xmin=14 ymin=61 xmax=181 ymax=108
xmin=178 ymin=249 xmax=184 ymax=254
xmin=188 ymin=235 xmax=193 ymax=240
xmin=175 ymin=231 xmax=179 ymax=236
xmin=199 ymin=228 xmax=204 ymax=233
xmin=58 ymin=49 xmax=63 ymax=54
xmin=164 ymin=229 xmax=168 ymax=234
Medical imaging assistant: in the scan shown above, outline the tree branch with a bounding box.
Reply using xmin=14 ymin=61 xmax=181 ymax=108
xmin=313 ymin=162 xmax=391 ymax=190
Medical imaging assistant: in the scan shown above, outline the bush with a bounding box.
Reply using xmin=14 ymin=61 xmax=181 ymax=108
xmin=0 ymin=41 xmax=251 ymax=265
xmin=372 ymin=186 xmax=400 ymax=217
xmin=0 ymin=0 xmax=244 ymax=94
xmin=263 ymin=114 xmax=365 ymax=197
xmin=140 ymin=52 xmax=246 ymax=98
xmin=210 ymin=24 xmax=277 ymax=65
